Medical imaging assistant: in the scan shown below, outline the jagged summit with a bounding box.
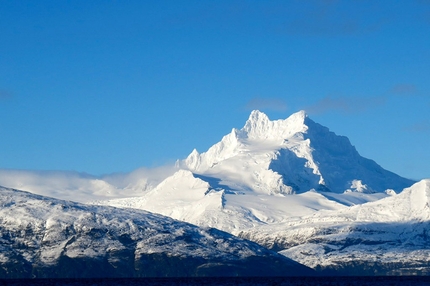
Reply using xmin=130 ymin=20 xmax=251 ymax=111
xmin=181 ymin=110 xmax=414 ymax=194
xmin=242 ymin=110 xmax=308 ymax=141
xmin=183 ymin=110 xmax=311 ymax=172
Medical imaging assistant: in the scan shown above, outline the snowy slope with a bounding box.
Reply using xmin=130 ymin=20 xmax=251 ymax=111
xmin=0 ymin=186 xmax=312 ymax=278
xmin=239 ymin=180 xmax=430 ymax=275
xmin=97 ymin=170 xmax=347 ymax=234
xmin=98 ymin=110 xmax=414 ymax=233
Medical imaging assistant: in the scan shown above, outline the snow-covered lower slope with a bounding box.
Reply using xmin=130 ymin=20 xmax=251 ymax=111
xmin=96 ymin=170 xmax=348 ymax=234
xmin=239 ymin=180 xmax=430 ymax=275
xmin=0 ymin=186 xmax=312 ymax=278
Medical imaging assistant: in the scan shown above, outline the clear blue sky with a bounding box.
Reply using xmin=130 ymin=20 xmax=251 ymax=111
xmin=1 ymin=1 xmax=429 ymax=180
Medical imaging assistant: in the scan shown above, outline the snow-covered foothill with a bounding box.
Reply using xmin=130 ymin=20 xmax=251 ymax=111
xmin=0 ymin=186 xmax=312 ymax=278
xmin=239 ymin=180 xmax=430 ymax=275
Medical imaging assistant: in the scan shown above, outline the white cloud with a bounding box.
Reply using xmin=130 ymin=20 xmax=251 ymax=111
xmin=102 ymin=165 xmax=177 ymax=190
xmin=0 ymin=165 xmax=177 ymax=203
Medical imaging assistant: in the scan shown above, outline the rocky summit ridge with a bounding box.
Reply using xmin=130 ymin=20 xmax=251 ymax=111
xmin=181 ymin=110 xmax=414 ymax=194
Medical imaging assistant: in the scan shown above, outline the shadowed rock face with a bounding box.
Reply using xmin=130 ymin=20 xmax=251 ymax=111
xmin=0 ymin=187 xmax=314 ymax=278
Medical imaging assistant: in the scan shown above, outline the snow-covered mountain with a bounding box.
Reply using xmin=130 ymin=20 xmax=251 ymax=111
xmin=2 ymin=110 xmax=426 ymax=276
xmin=239 ymin=179 xmax=430 ymax=275
xmin=99 ymin=111 xmax=414 ymax=233
xmin=181 ymin=110 xmax=413 ymax=194
xmin=0 ymin=186 xmax=312 ymax=278
xmin=91 ymin=110 xmax=428 ymax=275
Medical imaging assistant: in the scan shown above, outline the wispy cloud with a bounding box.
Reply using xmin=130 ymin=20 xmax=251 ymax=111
xmin=102 ymin=165 xmax=177 ymax=190
xmin=403 ymin=121 xmax=430 ymax=133
xmin=389 ymin=84 xmax=418 ymax=95
xmin=306 ymin=95 xmax=386 ymax=115
xmin=245 ymin=97 xmax=288 ymax=112
xmin=417 ymin=0 xmax=430 ymax=23
xmin=282 ymin=0 xmax=388 ymax=36
xmin=0 ymin=90 xmax=13 ymax=101
xmin=0 ymin=165 xmax=177 ymax=203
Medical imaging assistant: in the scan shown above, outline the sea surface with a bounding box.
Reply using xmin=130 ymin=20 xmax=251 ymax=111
xmin=0 ymin=277 xmax=430 ymax=286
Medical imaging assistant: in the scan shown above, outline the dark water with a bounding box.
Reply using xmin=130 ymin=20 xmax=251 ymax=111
xmin=1 ymin=277 xmax=430 ymax=286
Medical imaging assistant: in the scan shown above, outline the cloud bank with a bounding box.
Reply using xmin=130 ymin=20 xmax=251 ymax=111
xmin=389 ymin=84 xmax=418 ymax=95
xmin=0 ymin=165 xmax=177 ymax=203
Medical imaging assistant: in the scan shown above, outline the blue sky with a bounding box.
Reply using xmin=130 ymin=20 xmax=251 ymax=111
xmin=1 ymin=0 xmax=429 ymax=180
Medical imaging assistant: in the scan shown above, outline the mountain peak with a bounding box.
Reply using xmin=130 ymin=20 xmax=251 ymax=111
xmin=247 ymin=110 xmax=270 ymax=123
xmin=246 ymin=110 xmax=307 ymax=125
xmin=242 ymin=110 xmax=308 ymax=140
xmin=290 ymin=109 xmax=308 ymax=120
xmin=181 ymin=109 xmax=414 ymax=194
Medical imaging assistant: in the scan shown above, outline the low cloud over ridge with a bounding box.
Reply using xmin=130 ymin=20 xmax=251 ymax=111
xmin=0 ymin=165 xmax=177 ymax=203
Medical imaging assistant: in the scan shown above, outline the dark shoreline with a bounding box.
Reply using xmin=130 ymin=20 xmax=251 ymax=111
xmin=1 ymin=276 xmax=430 ymax=286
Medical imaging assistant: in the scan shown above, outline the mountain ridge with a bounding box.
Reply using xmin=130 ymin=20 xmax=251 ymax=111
xmin=181 ymin=110 xmax=414 ymax=194
xmin=1 ymin=110 xmax=427 ymax=276
xmin=0 ymin=185 xmax=313 ymax=278
xmin=238 ymin=179 xmax=430 ymax=275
